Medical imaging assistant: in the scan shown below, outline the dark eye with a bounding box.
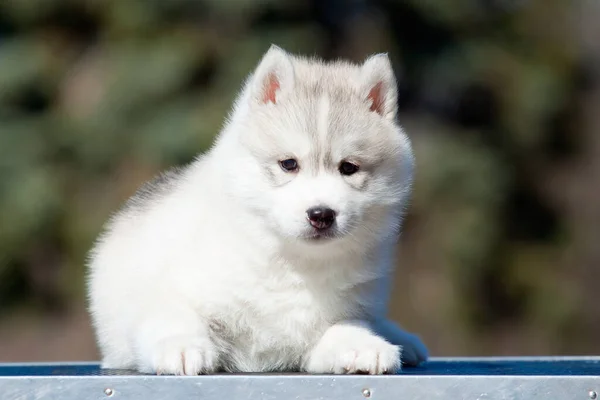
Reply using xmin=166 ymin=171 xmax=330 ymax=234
xmin=339 ymin=161 xmax=359 ymax=176
xmin=279 ymin=158 xmax=298 ymax=172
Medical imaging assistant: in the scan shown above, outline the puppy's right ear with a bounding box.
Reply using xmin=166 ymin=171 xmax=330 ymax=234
xmin=360 ymin=53 xmax=398 ymax=120
xmin=249 ymin=45 xmax=295 ymax=105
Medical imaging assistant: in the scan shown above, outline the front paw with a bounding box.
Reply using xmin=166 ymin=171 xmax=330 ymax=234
xmin=150 ymin=334 xmax=218 ymax=376
xmin=371 ymin=318 xmax=428 ymax=367
xmin=397 ymin=331 xmax=428 ymax=367
xmin=305 ymin=324 xmax=401 ymax=375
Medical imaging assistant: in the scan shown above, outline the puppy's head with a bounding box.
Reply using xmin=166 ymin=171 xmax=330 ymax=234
xmin=226 ymin=46 xmax=414 ymax=254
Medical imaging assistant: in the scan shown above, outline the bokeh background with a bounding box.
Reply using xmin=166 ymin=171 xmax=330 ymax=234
xmin=1 ymin=0 xmax=599 ymax=362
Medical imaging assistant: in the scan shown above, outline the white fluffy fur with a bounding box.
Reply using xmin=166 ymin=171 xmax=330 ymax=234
xmin=86 ymin=45 xmax=428 ymax=375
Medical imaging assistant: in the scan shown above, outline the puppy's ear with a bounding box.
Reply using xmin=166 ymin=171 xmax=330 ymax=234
xmin=249 ymin=45 xmax=295 ymax=105
xmin=360 ymin=53 xmax=398 ymax=120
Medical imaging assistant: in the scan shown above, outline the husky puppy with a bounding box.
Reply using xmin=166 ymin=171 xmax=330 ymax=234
xmin=87 ymin=45 xmax=428 ymax=375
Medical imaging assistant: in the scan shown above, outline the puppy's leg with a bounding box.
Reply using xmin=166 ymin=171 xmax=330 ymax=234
xmin=303 ymin=320 xmax=401 ymax=375
xmin=133 ymin=304 xmax=219 ymax=376
xmin=371 ymin=318 xmax=428 ymax=366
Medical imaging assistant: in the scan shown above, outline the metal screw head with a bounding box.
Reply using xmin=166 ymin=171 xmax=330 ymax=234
xmin=589 ymin=391 xmax=597 ymax=400
xmin=104 ymin=388 xmax=114 ymax=397
xmin=362 ymin=388 xmax=371 ymax=398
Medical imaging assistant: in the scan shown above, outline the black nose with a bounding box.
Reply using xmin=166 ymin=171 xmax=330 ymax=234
xmin=306 ymin=207 xmax=336 ymax=230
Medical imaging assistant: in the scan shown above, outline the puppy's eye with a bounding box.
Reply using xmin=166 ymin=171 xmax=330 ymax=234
xmin=279 ymin=158 xmax=298 ymax=172
xmin=339 ymin=161 xmax=359 ymax=176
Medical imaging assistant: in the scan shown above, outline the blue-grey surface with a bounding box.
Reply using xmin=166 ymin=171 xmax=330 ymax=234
xmin=1 ymin=357 xmax=600 ymax=376
xmin=1 ymin=358 xmax=599 ymax=400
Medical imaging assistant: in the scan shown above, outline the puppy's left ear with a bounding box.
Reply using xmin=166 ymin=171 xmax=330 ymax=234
xmin=360 ymin=53 xmax=398 ymax=120
xmin=249 ymin=45 xmax=295 ymax=105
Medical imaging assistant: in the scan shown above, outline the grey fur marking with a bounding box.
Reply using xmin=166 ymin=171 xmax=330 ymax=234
xmin=120 ymin=168 xmax=183 ymax=215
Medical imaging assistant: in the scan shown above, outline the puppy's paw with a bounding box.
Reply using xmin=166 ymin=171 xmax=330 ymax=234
xmin=397 ymin=332 xmax=428 ymax=367
xmin=305 ymin=324 xmax=401 ymax=375
xmin=371 ymin=318 xmax=428 ymax=366
xmin=150 ymin=334 xmax=218 ymax=376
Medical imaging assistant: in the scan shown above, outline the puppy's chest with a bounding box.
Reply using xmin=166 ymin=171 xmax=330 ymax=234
xmin=237 ymin=278 xmax=341 ymax=340
xmin=213 ymin=271 xmax=359 ymax=370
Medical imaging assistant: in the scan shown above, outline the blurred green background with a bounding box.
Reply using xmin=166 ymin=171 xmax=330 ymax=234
xmin=1 ymin=0 xmax=599 ymax=361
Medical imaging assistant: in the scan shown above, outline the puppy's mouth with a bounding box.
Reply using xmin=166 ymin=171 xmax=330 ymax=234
xmin=302 ymin=228 xmax=338 ymax=242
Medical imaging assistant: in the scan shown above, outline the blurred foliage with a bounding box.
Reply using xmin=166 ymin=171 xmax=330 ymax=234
xmin=0 ymin=0 xmax=598 ymax=358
